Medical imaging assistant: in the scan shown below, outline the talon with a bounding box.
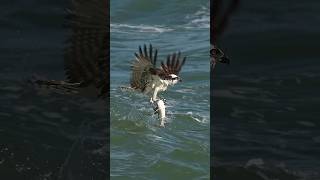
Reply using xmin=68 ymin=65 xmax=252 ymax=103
xmin=151 ymin=97 xmax=159 ymax=103
xmin=162 ymin=98 xmax=167 ymax=104
xmin=153 ymin=107 xmax=159 ymax=114
xmin=160 ymin=122 xmax=165 ymax=127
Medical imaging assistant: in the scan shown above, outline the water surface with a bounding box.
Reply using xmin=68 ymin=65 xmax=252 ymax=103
xmin=110 ymin=0 xmax=210 ymax=179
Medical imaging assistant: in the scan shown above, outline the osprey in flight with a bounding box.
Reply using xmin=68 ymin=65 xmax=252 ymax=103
xmin=130 ymin=44 xmax=186 ymax=103
xmin=211 ymin=0 xmax=239 ymax=68
xmin=32 ymin=0 xmax=109 ymax=98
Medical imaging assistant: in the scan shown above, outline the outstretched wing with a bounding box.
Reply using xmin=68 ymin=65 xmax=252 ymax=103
xmin=130 ymin=44 xmax=158 ymax=91
xmin=159 ymin=51 xmax=186 ymax=78
xmin=64 ymin=0 xmax=109 ymax=97
xmin=212 ymin=0 xmax=239 ymax=43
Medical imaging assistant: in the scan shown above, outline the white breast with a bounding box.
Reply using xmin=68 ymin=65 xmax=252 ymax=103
xmin=152 ymin=76 xmax=168 ymax=91
xmin=143 ymin=75 xmax=170 ymax=96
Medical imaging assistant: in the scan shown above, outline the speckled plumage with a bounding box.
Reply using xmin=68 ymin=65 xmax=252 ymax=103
xmin=130 ymin=44 xmax=186 ymax=101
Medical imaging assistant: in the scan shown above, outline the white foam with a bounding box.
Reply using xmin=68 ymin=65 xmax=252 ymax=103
xmin=111 ymin=23 xmax=174 ymax=33
xmin=186 ymin=111 xmax=209 ymax=124
xmin=185 ymin=5 xmax=209 ymax=29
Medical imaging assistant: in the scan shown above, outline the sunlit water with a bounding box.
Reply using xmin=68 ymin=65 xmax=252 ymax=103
xmin=110 ymin=0 xmax=210 ymax=179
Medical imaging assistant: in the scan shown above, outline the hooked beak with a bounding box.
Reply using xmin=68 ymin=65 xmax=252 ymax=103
xmin=179 ymin=78 xmax=182 ymax=82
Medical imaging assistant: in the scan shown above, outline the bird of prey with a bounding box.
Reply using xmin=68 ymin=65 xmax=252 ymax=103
xmin=32 ymin=0 xmax=109 ymax=98
xmin=210 ymin=46 xmax=230 ymax=65
xmin=211 ymin=0 xmax=239 ymax=68
xmin=130 ymin=44 xmax=186 ymax=104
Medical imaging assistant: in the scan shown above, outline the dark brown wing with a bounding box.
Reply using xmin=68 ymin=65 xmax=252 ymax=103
xmin=211 ymin=0 xmax=239 ymax=68
xmin=212 ymin=0 xmax=240 ymax=43
xmin=64 ymin=0 xmax=109 ymax=97
xmin=130 ymin=44 xmax=158 ymax=91
xmin=160 ymin=51 xmax=186 ymax=76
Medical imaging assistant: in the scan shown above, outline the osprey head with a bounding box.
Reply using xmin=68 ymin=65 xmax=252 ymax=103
xmin=210 ymin=47 xmax=230 ymax=64
xmin=165 ymin=74 xmax=181 ymax=85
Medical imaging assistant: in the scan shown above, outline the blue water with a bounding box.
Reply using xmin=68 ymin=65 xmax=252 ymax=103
xmin=110 ymin=0 xmax=210 ymax=179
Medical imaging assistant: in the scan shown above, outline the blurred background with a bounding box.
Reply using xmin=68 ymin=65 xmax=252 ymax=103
xmin=212 ymin=0 xmax=320 ymax=179
xmin=0 ymin=0 xmax=108 ymax=179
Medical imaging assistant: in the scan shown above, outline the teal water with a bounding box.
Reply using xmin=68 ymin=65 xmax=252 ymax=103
xmin=110 ymin=0 xmax=210 ymax=179
xmin=1 ymin=0 xmax=318 ymax=179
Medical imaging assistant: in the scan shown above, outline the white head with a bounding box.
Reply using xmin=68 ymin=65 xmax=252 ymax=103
xmin=167 ymin=74 xmax=181 ymax=85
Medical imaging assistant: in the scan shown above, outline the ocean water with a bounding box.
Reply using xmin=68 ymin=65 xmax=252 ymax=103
xmin=212 ymin=0 xmax=320 ymax=179
xmin=1 ymin=0 xmax=319 ymax=179
xmin=110 ymin=0 xmax=210 ymax=179
xmin=0 ymin=0 xmax=108 ymax=179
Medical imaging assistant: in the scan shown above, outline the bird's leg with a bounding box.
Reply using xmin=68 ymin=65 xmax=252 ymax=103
xmin=151 ymin=87 xmax=159 ymax=103
xmin=158 ymin=96 xmax=167 ymax=106
xmin=150 ymin=87 xmax=162 ymax=114
xmin=160 ymin=120 xmax=165 ymax=127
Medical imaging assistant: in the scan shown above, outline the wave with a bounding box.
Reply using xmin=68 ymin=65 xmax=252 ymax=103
xmin=186 ymin=111 xmax=209 ymax=124
xmin=185 ymin=5 xmax=209 ymax=29
xmin=213 ymin=159 xmax=315 ymax=180
xmin=111 ymin=5 xmax=209 ymax=34
xmin=111 ymin=23 xmax=174 ymax=33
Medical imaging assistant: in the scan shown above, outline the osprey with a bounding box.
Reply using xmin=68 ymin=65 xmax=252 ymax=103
xmin=211 ymin=0 xmax=239 ymax=67
xmin=210 ymin=46 xmax=230 ymax=66
xmin=32 ymin=0 xmax=109 ymax=98
xmin=130 ymin=44 xmax=186 ymax=103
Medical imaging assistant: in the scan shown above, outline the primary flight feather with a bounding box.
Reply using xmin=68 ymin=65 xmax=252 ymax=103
xmin=130 ymin=44 xmax=186 ymax=103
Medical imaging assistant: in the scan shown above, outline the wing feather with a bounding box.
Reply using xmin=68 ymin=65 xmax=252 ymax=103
xmin=174 ymin=52 xmax=181 ymax=70
xmin=153 ymin=49 xmax=158 ymax=67
xmin=130 ymin=44 xmax=158 ymax=91
xmin=159 ymin=51 xmax=186 ymax=76
xmin=64 ymin=0 xmax=109 ymax=97
xmin=149 ymin=44 xmax=153 ymax=63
